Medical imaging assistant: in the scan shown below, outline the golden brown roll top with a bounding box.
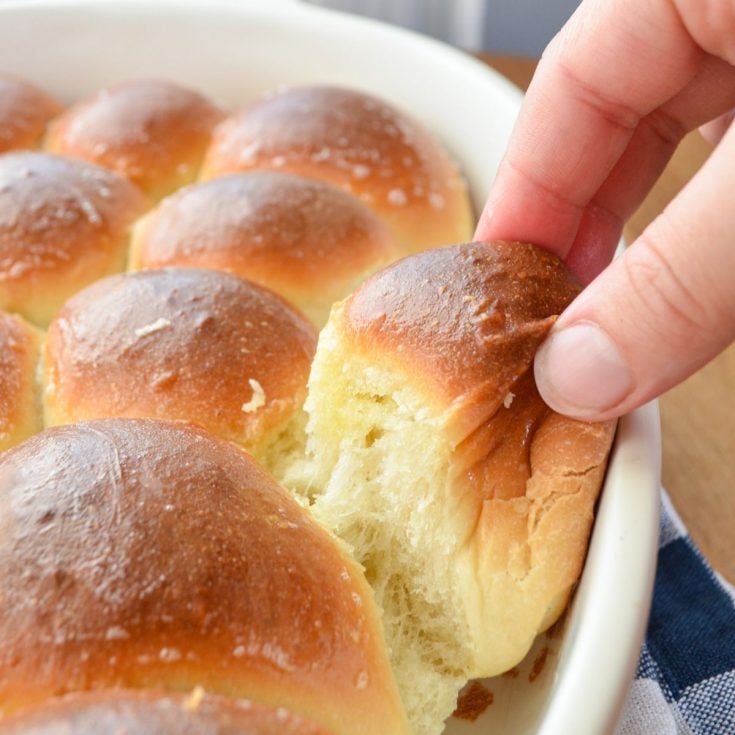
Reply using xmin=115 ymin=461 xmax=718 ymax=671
xmin=343 ymin=240 xmax=582 ymax=439
xmin=0 ymin=419 xmax=411 ymax=735
xmin=43 ymin=268 xmax=316 ymax=458
xmin=0 ymin=151 xmax=147 ymax=326
xmin=302 ymin=241 xmax=615 ymax=732
xmin=46 ymin=78 xmax=226 ymax=200
xmin=201 ymin=86 xmax=473 ymax=254
xmin=130 ymin=172 xmax=401 ymax=327
xmin=0 ymin=691 xmax=333 ymax=735
xmin=0 ymin=75 xmax=61 ymax=153
xmin=0 ymin=310 xmax=42 ymax=452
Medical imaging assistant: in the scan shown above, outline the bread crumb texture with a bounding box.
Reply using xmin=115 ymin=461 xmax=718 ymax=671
xmin=283 ymin=242 xmax=615 ymax=734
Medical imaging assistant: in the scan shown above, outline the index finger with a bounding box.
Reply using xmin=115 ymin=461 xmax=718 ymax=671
xmin=475 ymin=0 xmax=703 ymax=258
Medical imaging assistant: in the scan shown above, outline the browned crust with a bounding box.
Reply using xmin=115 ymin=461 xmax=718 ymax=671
xmin=343 ymin=241 xmax=581 ymax=416
xmin=0 ymin=310 xmax=42 ymax=451
xmin=0 ymin=419 xmax=409 ymax=734
xmin=43 ymin=268 xmax=317 ymax=447
xmin=462 ymin=370 xmax=615 ymax=581
xmin=47 ymin=79 xmax=226 ymax=200
xmin=201 ymin=86 xmax=473 ymax=252
xmin=130 ymin=172 xmax=399 ymax=312
xmin=452 ymin=681 xmax=494 ymax=722
xmin=0 ymin=152 xmax=147 ymax=326
xmin=0 ymin=75 xmax=61 ymax=153
xmin=0 ymin=690 xmax=333 ymax=735
xmin=462 ymin=400 xmax=615 ymax=670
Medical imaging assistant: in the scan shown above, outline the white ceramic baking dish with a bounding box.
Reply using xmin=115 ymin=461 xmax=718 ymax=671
xmin=0 ymin=1 xmax=661 ymax=733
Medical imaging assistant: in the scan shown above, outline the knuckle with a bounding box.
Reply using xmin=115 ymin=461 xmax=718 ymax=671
xmin=643 ymin=108 xmax=687 ymax=147
xmin=502 ymin=155 xmax=583 ymax=214
xmin=555 ymin=59 xmax=641 ymax=133
xmin=621 ymin=230 xmax=716 ymax=344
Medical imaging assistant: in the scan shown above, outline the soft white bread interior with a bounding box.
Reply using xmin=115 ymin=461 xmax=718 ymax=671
xmin=288 ymin=241 xmax=615 ymax=734
xmin=0 ymin=418 xmax=411 ymax=735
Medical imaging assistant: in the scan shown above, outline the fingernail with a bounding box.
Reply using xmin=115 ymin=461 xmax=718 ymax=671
xmin=534 ymin=322 xmax=634 ymax=417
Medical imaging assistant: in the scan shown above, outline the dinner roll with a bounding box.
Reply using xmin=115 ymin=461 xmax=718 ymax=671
xmin=201 ymin=86 xmax=473 ymax=254
xmin=0 ymin=151 xmax=147 ymax=326
xmin=46 ymin=79 xmax=225 ymax=200
xmin=0 ymin=691 xmax=333 ymax=734
xmin=43 ymin=268 xmax=316 ymax=468
xmin=0 ymin=419 xmax=411 ymax=735
xmin=294 ymin=241 xmax=615 ymax=734
xmin=0 ymin=310 xmax=42 ymax=452
xmin=130 ymin=172 xmax=401 ymax=328
xmin=0 ymin=75 xmax=61 ymax=153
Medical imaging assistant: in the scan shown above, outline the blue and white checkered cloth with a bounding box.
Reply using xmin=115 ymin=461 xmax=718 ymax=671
xmin=616 ymin=491 xmax=735 ymax=734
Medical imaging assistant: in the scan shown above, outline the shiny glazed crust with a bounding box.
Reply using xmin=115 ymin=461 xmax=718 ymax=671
xmin=46 ymin=79 xmax=225 ymax=200
xmin=0 ymin=152 xmax=147 ymax=326
xmin=130 ymin=172 xmax=400 ymax=326
xmin=43 ymin=268 xmax=317 ymax=449
xmin=201 ymin=86 xmax=473 ymax=253
xmin=344 ymin=240 xmax=581 ymax=410
xmin=0 ymin=75 xmax=61 ymax=153
xmin=0 ymin=419 xmax=411 ymax=735
xmin=0 ymin=690 xmax=333 ymax=735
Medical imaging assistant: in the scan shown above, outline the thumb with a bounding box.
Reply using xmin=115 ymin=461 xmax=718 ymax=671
xmin=534 ymin=127 xmax=735 ymax=422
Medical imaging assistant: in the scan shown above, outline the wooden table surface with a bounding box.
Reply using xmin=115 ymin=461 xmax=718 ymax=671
xmin=480 ymin=54 xmax=735 ymax=583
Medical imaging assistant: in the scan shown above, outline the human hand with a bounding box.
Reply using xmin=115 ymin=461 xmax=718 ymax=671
xmin=475 ymin=0 xmax=735 ymax=421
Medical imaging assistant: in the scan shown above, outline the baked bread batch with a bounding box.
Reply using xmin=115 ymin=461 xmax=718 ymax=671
xmin=0 ymin=75 xmax=615 ymax=734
